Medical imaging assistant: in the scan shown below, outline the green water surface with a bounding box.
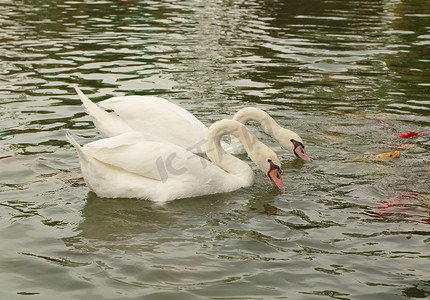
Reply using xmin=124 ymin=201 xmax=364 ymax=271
xmin=0 ymin=0 xmax=429 ymax=299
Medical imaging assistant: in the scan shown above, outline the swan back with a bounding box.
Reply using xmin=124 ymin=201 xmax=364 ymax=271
xmin=74 ymin=86 xmax=209 ymax=153
xmin=99 ymin=96 xmax=209 ymax=152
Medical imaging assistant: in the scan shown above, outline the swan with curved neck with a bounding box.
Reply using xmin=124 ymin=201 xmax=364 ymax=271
xmin=74 ymin=86 xmax=311 ymax=161
xmin=231 ymin=107 xmax=312 ymax=161
xmin=66 ymin=119 xmax=285 ymax=202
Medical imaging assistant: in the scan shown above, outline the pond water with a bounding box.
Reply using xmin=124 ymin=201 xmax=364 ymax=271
xmin=0 ymin=0 xmax=429 ymax=299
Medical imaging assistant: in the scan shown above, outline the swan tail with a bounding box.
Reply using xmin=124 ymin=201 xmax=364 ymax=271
xmin=73 ymin=85 xmax=106 ymax=118
xmin=73 ymin=85 xmax=132 ymax=137
xmin=65 ymin=130 xmax=88 ymax=162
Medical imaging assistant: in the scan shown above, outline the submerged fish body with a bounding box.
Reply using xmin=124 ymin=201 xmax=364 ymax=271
xmin=377 ymin=192 xmax=430 ymax=224
xmin=378 ymin=192 xmax=421 ymax=211
xmin=372 ymin=117 xmax=397 ymax=132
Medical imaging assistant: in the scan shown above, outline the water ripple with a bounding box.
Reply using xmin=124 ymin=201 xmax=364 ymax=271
xmin=0 ymin=0 xmax=429 ymax=298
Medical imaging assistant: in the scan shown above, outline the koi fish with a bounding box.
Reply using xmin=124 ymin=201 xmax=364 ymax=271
xmin=372 ymin=117 xmax=397 ymax=132
xmin=377 ymin=192 xmax=430 ymax=224
xmin=398 ymin=132 xmax=420 ymax=138
xmin=378 ymin=192 xmax=422 ymax=211
xmin=373 ymin=151 xmax=400 ymax=159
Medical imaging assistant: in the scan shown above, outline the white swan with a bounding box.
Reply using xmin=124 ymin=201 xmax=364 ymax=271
xmin=74 ymin=86 xmax=311 ymax=161
xmin=66 ymin=119 xmax=285 ymax=202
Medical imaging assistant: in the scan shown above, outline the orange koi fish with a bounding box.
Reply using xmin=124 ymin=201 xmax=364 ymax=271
xmin=374 ymin=151 xmax=400 ymax=159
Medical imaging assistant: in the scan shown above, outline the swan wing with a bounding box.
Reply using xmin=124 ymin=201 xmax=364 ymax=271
xmin=99 ymin=96 xmax=209 ymax=151
xmin=82 ymin=132 xmax=212 ymax=182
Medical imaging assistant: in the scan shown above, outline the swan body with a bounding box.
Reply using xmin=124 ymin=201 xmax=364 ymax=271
xmin=74 ymin=86 xmax=311 ymax=161
xmin=66 ymin=119 xmax=285 ymax=202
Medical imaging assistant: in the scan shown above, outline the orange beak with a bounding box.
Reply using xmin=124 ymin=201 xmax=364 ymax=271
xmin=268 ymin=162 xmax=286 ymax=190
xmin=294 ymin=145 xmax=313 ymax=162
xmin=291 ymin=139 xmax=313 ymax=162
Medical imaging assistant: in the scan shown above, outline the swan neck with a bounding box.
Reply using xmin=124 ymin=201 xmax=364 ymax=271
xmin=233 ymin=107 xmax=281 ymax=139
xmin=205 ymin=120 xmax=256 ymax=183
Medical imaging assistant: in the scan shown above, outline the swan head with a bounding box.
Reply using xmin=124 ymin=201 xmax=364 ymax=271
xmin=267 ymin=159 xmax=285 ymax=191
xmin=278 ymin=129 xmax=312 ymax=162
xmin=290 ymin=138 xmax=312 ymax=162
xmin=251 ymin=147 xmax=285 ymax=190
